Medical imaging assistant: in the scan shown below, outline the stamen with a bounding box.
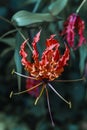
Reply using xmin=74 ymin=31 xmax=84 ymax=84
xmin=11 ymin=69 xmax=37 ymax=80
xmin=48 ymin=83 xmax=71 ymax=108
xmin=10 ymin=91 xmax=13 ymax=98
xmin=54 ymin=77 xmax=85 ymax=83
xmin=69 ymin=101 xmax=72 ymax=109
xmin=34 ymin=85 xmax=45 ymax=105
xmin=45 ymin=86 xmax=55 ymax=127
xmin=11 ymin=69 xmax=15 ymax=75
xmin=10 ymin=82 xmax=43 ymax=97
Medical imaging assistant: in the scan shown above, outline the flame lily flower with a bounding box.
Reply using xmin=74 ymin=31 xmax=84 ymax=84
xmin=12 ymin=31 xmax=70 ymax=126
xmin=61 ymin=13 xmax=86 ymax=49
xmin=20 ymin=31 xmax=69 ymax=81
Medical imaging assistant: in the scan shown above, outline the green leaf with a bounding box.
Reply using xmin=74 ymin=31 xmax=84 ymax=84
xmin=23 ymin=0 xmax=37 ymax=5
xmin=36 ymin=119 xmax=51 ymax=130
xmin=0 ymin=47 xmax=13 ymax=57
xmin=0 ymin=29 xmax=17 ymax=39
xmin=0 ymin=38 xmax=16 ymax=48
xmin=36 ymin=118 xmax=60 ymax=130
xmin=11 ymin=10 xmax=55 ymax=27
xmin=79 ymin=45 xmax=87 ymax=74
xmin=14 ymin=36 xmax=22 ymax=91
xmin=28 ymin=96 xmax=46 ymax=117
xmin=48 ymin=0 xmax=68 ymax=16
xmin=14 ymin=29 xmax=29 ymax=90
xmin=15 ymin=0 xmax=37 ymax=8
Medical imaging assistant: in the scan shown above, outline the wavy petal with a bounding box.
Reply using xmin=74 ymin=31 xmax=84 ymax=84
xmin=32 ymin=30 xmax=41 ymax=65
xmin=41 ymin=43 xmax=58 ymax=66
xmin=46 ymin=34 xmax=59 ymax=47
xmin=56 ymin=45 xmax=70 ymax=70
xmin=61 ymin=13 xmax=86 ymax=49
xmin=19 ymin=40 xmax=32 ymax=70
xmin=61 ymin=14 xmax=76 ymax=48
xmin=75 ymin=15 xmax=86 ymax=48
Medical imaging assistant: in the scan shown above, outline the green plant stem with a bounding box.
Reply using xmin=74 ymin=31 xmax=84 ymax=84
xmin=33 ymin=0 xmax=42 ymax=12
xmin=76 ymin=0 xmax=86 ymax=13
xmin=14 ymin=26 xmax=33 ymax=52
xmin=0 ymin=15 xmax=33 ymax=52
xmin=0 ymin=16 xmax=12 ymax=25
xmin=0 ymin=29 xmax=17 ymax=39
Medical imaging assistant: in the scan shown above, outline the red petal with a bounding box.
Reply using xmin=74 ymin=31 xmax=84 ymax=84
xmin=61 ymin=14 xmax=76 ymax=48
xmin=53 ymin=47 xmax=60 ymax=61
xmin=32 ymin=30 xmax=41 ymax=65
xmin=56 ymin=45 xmax=70 ymax=69
xmin=41 ymin=43 xmax=59 ymax=65
xmin=46 ymin=34 xmax=59 ymax=47
xmin=46 ymin=35 xmax=60 ymax=61
xmin=75 ymin=15 xmax=86 ymax=48
xmin=19 ymin=39 xmax=32 ymax=70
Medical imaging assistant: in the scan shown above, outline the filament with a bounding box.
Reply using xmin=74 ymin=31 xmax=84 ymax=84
xmin=48 ymin=83 xmax=71 ymax=108
xmin=45 ymin=86 xmax=55 ymax=127
xmin=34 ymin=85 xmax=45 ymax=105
xmin=12 ymin=69 xmax=37 ymax=80
xmin=54 ymin=77 xmax=85 ymax=83
xmin=10 ymin=82 xmax=43 ymax=97
xmin=0 ymin=29 xmax=17 ymax=39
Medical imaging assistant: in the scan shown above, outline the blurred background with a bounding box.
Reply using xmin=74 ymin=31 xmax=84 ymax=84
xmin=0 ymin=0 xmax=87 ymax=130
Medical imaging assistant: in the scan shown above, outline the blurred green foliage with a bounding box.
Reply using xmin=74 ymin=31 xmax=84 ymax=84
xmin=0 ymin=0 xmax=87 ymax=130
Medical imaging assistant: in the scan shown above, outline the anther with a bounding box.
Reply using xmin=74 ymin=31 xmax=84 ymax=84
xmin=10 ymin=82 xmax=43 ymax=96
xmin=69 ymin=101 xmax=72 ymax=109
xmin=10 ymin=91 xmax=13 ymax=98
xmin=11 ymin=69 xmax=15 ymax=75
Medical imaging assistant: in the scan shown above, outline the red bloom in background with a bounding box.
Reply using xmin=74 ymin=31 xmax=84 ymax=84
xmin=61 ymin=13 xmax=86 ymax=49
xmin=26 ymin=78 xmax=40 ymax=97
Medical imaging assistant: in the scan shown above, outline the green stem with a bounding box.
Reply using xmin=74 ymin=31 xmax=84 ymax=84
xmin=0 ymin=16 xmax=12 ymax=25
xmin=33 ymin=0 xmax=41 ymax=13
xmin=14 ymin=26 xmax=33 ymax=52
xmin=76 ymin=0 xmax=86 ymax=13
xmin=0 ymin=29 xmax=17 ymax=39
